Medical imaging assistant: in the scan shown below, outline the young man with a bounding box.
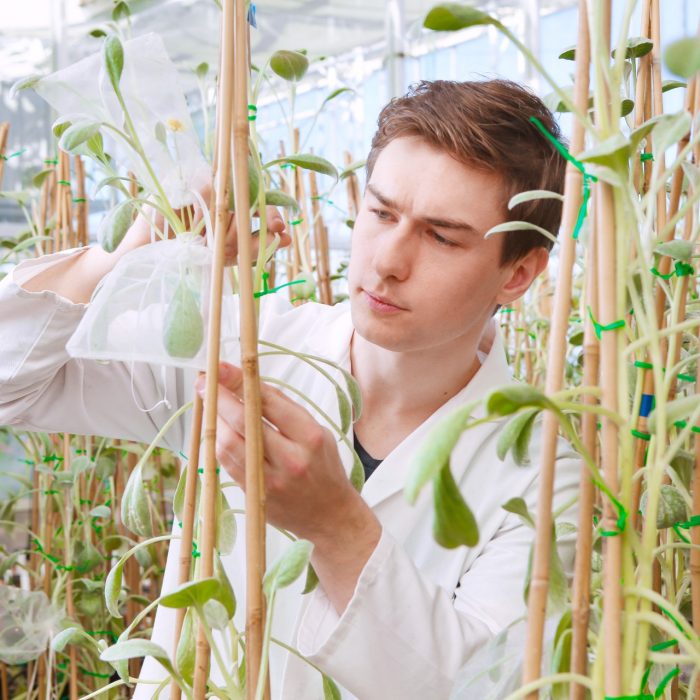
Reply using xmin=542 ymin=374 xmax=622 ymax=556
xmin=0 ymin=79 xmax=579 ymax=698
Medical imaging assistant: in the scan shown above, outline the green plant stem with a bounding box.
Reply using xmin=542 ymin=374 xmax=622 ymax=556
xmin=502 ymin=672 xmax=596 ymax=699
xmin=254 ymin=591 xmax=276 ymax=700
xmin=194 ymin=604 xmax=241 ymax=699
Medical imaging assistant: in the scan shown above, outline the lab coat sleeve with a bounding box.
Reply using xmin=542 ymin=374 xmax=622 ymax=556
xmin=296 ymin=450 xmax=580 ymax=700
xmin=0 ymin=249 xmax=187 ymax=450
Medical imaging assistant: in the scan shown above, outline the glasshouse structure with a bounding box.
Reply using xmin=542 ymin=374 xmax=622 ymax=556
xmin=1 ymin=0 xmax=700 ymax=699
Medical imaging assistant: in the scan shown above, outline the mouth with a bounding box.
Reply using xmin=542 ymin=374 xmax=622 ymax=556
xmin=363 ymin=290 xmax=407 ymax=312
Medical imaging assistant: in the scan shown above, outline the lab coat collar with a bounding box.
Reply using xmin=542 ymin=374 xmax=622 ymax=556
xmin=302 ymin=303 xmax=513 ymax=508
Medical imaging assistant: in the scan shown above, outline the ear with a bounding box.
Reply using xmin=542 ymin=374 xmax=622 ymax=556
xmin=495 ymin=247 xmax=550 ymax=306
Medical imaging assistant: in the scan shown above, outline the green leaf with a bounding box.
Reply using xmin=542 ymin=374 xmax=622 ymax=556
xmin=620 ymin=98 xmax=635 ymax=117
xmin=263 ymin=539 xmax=314 ymax=597
xmin=217 ymin=508 xmax=237 ymax=556
xmin=95 ymin=455 xmax=116 ymax=479
xmin=496 ymin=408 xmax=540 ymax=466
xmin=339 ymin=368 xmax=362 ymax=422
xmin=558 ymin=45 xmax=576 ymax=61
xmin=651 ymin=112 xmax=692 ymax=155
xmin=640 ymin=484 xmax=689 ymax=529
xmin=202 ymin=600 xmax=230 ymax=631
xmin=52 ymin=117 xmax=73 ymax=140
xmin=322 ymin=675 xmax=342 ymax=700
xmin=336 ymin=385 xmax=352 ymax=434
xmin=52 ymin=627 xmax=94 ymax=653
xmin=662 ymin=79 xmax=687 ymax=93
xmin=74 ymin=540 xmax=102 ymax=574
xmin=423 ymin=3 xmax=497 ymax=31
xmin=176 ymin=608 xmax=195 ymax=685
xmin=0 ymin=190 xmax=31 ymax=206
xmin=32 ymin=169 xmax=54 ymax=189
xmin=160 ymin=578 xmax=222 ymax=609
xmin=120 ymin=463 xmax=153 ymax=537
xmin=405 ymin=402 xmax=477 ymax=504
xmin=484 ymin=221 xmax=558 ymax=246
xmin=154 ymin=121 xmax=167 ymax=145
xmin=100 ymin=639 xmax=175 ymax=677
xmin=163 ymin=278 xmax=205 ymax=359
xmin=89 ymin=504 xmax=111 ymax=519
xmin=9 ymin=74 xmax=41 ymax=100
xmin=648 ymin=394 xmax=700 ymax=432
xmin=93 ymin=175 xmax=132 ymax=197
xmin=270 ymin=50 xmax=309 ymax=82
xmin=350 ymin=449 xmax=365 ymax=492
xmin=104 ymin=34 xmax=125 ymax=95
xmin=321 ymin=87 xmax=354 ymax=107
xmin=432 ymin=464 xmax=478 ymax=548
xmin=665 ymin=37 xmax=700 ymax=78
xmin=502 ymin=497 xmax=535 ymax=528
xmin=266 ymin=154 xmax=338 ymax=180
xmin=112 ymin=1 xmax=131 ymax=22
xmin=555 ymin=521 xmax=577 ymax=538
xmin=339 ymin=160 xmax=366 ymax=180
xmin=579 ymin=134 xmax=630 ymax=168
xmin=214 ymin=557 xmax=236 ymax=619
xmin=89 ymin=29 xmax=107 ymax=39
xmin=264 ymin=190 xmax=299 ymax=210
xmin=195 ymin=62 xmax=209 ymax=79
xmin=612 ymin=36 xmax=653 ymax=59
xmin=302 ymin=563 xmax=319 ymax=594
xmin=104 ymin=558 xmax=125 ymax=618
xmin=71 ymin=455 xmax=93 ymax=478
xmin=655 ymin=239 xmax=693 ymax=262
xmin=98 ymin=200 xmax=135 ymax=253
xmin=172 ymin=466 xmax=187 ymax=522
xmin=486 ymin=384 xmax=554 ymax=417
xmin=508 ymin=190 xmax=565 ymax=210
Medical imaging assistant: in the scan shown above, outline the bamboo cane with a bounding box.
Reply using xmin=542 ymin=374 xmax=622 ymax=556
xmin=125 ymin=451 xmax=142 ymax=679
xmin=308 ymin=169 xmax=332 ymax=304
xmin=38 ymin=165 xmax=53 ymax=255
xmin=343 ymin=151 xmax=360 ymax=220
xmin=521 ymin=0 xmax=590 ymax=694
xmin=0 ymin=661 xmax=7 ymax=700
xmin=569 ymin=192 xmax=599 ymax=700
xmin=232 ymin=0 xmax=269 ymax=694
xmin=0 ymin=123 xmax=9 ymax=189
xmin=74 ymin=156 xmax=88 ymax=247
xmin=692 ymin=284 xmax=700 ymax=700
xmin=293 ymin=129 xmax=313 ymax=275
xmin=170 ymin=395 xmax=204 ymax=700
xmin=62 ymin=435 xmax=78 ymax=700
xmin=192 ymin=0 xmax=237 ymax=694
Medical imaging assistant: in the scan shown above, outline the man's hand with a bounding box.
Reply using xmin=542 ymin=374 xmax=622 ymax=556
xmin=196 ymin=362 xmax=382 ymax=613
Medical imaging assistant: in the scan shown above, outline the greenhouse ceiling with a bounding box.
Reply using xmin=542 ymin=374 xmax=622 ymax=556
xmin=1 ymin=0 xmax=556 ymax=84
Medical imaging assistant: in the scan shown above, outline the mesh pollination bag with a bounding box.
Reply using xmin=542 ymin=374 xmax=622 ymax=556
xmin=67 ymin=231 xmax=240 ymax=372
xmin=34 ymin=32 xmax=210 ymax=208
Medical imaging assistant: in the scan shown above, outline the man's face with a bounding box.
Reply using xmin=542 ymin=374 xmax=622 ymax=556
xmin=348 ymin=135 xmax=520 ymax=354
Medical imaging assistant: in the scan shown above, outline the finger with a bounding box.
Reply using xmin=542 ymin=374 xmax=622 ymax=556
xmin=216 ymin=416 xmax=245 ymax=472
xmin=216 ymin=363 xmax=321 ymax=443
xmin=266 ymin=206 xmax=286 ymax=235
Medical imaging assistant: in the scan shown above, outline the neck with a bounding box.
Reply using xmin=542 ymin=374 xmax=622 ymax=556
xmin=350 ymin=326 xmax=490 ymax=454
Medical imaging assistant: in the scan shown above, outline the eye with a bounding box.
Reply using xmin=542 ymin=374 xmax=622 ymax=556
xmin=370 ymin=208 xmax=392 ymax=221
xmin=430 ymin=230 xmax=457 ymax=247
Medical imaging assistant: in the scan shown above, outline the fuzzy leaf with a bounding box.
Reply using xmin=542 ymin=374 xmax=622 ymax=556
xmin=9 ymin=74 xmax=41 ymax=100
xmin=195 ymin=62 xmax=209 ymax=79
xmin=339 ymin=160 xmax=366 ymax=180
xmin=423 ymin=3 xmax=497 ymax=31
xmin=323 ymin=675 xmax=342 ymax=700
xmin=52 ymin=627 xmax=92 ymax=653
xmin=100 ymin=639 xmax=174 ymax=677
xmin=336 ymin=385 xmax=352 ymax=434
xmin=655 ymin=239 xmax=693 ymax=262
xmin=160 ymin=578 xmax=221 ymax=609
xmin=267 ymin=154 xmax=338 ymax=180
xmin=640 ymin=485 xmax=689 ymax=529
xmin=104 ymin=560 xmax=125 ymax=618
xmin=265 ymin=190 xmax=299 ymax=210
xmin=321 ymin=87 xmax=353 ymax=107
xmin=502 ymin=497 xmax=535 ymax=528
xmin=270 ymin=50 xmax=309 ymax=82
xmin=339 ymin=368 xmax=362 ymax=422
xmin=613 ymin=36 xmax=653 ymax=59
xmin=662 ymin=79 xmax=687 ymax=93
xmin=217 ymin=508 xmax=237 ymax=556
xmin=172 ymin=466 xmax=187 ymax=522
xmin=32 ymin=169 xmax=54 ymax=189
xmin=120 ymin=463 xmax=153 ymax=537
xmin=112 ymin=1 xmax=131 ymax=22
xmin=214 ymin=558 xmax=236 ymax=619
xmin=302 ymin=563 xmax=319 ymax=594
xmin=496 ymin=408 xmax=540 ymax=465
xmin=71 ymin=455 xmax=94 ymax=477
xmin=486 ymin=384 xmax=553 ymax=417
xmin=405 ymin=402 xmax=477 ymax=504
xmin=485 ymin=221 xmax=558 ymax=246
xmin=103 ymin=35 xmax=125 ymax=95
xmin=508 ymin=190 xmax=564 ymax=210
xmin=651 ymin=112 xmax=692 ymax=155
xmin=93 ymin=175 xmax=132 ymax=197
xmin=665 ymin=37 xmax=700 ymax=78
xmin=89 ymin=504 xmax=111 ymax=519
xmin=176 ymin=608 xmax=195 ymax=685
xmin=263 ymin=539 xmax=314 ymax=597
xmin=579 ymin=134 xmax=630 ymax=168
xmin=350 ymin=450 xmax=365 ymax=492
xmin=98 ymin=200 xmax=134 ymax=253
xmin=163 ymin=279 xmax=204 ymax=359
xmin=432 ymin=464 xmax=478 ymax=548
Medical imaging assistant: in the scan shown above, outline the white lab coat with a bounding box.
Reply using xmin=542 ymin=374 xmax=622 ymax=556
xmin=0 ymin=248 xmax=581 ymax=699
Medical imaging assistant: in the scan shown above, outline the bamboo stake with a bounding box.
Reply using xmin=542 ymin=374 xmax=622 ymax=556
xmin=521 ymin=1 xmax=590 ymax=694
xmin=343 ymin=151 xmax=360 ymax=220
xmin=231 ymin=0 xmax=269 ymax=694
xmin=0 ymin=661 xmax=7 ymax=700
xmin=308 ymin=169 xmax=332 ymax=304
xmin=62 ymin=435 xmax=78 ymax=700
xmin=192 ymin=0 xmax=237 ymax=693
xmin=74 ymin=156 xmax=88 ymax=247
xmin=693 ymin=286 xmax=700 ymax=700
xmin=170 ymin=395 xmax=204 ymax=700
xmin=125 ymin=452 xmax=142 ymax=679
xmin=569 ymin=191 xmax=599 ymax=700
xmin=293 ymin=129 xmax=313 ymax=274
xmin=0 ymin=123 xmax=9 ymax=188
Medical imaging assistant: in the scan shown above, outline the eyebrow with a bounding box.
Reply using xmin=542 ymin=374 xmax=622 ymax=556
xmin=366 ymin=184 xmax=481 ymax=236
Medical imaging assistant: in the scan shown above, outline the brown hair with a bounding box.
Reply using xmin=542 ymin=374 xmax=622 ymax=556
xmin=366 ymin=79 xmax=566 ymax=266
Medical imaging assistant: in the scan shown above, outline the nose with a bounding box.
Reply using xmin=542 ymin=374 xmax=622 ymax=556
xmin=372 ymin=221 xmax=413 ymax=282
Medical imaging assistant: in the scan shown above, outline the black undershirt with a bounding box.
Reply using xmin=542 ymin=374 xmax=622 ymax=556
xmin=353 ymin=433 xmax=383 ymax=482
